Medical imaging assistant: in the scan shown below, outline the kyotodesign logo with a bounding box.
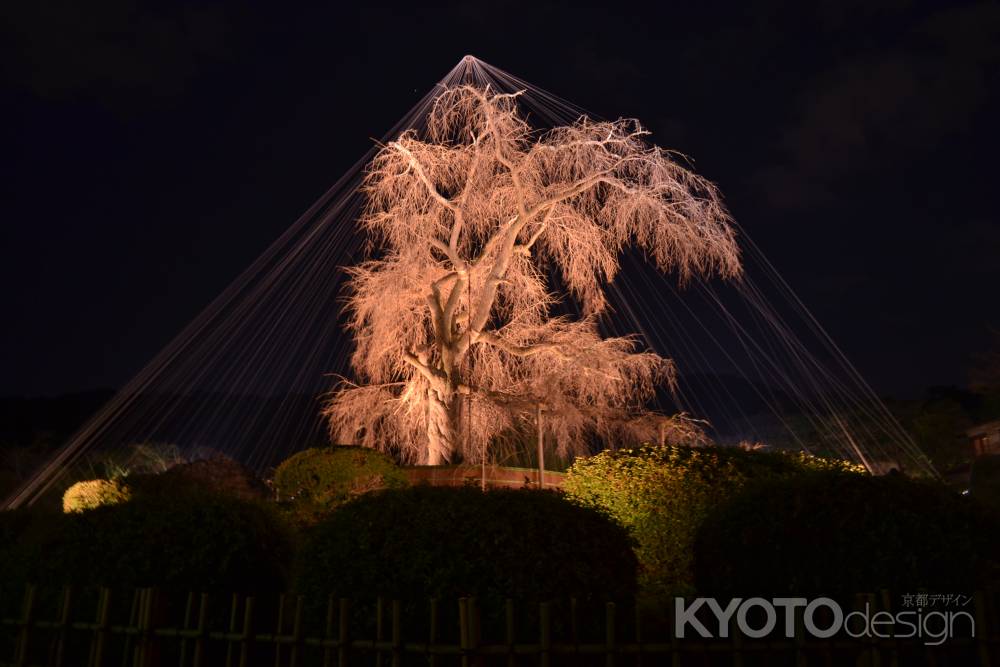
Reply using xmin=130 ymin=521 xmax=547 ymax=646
xmin=674 ymin=596 xmax=975 ymax=646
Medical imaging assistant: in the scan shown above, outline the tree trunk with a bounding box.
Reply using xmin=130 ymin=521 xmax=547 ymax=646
xmin=426 ymin=389 xmax=460 ymax=465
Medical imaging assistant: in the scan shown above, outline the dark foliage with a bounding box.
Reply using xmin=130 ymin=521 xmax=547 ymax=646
xmin=128 ymin=455 xmax=269 ymax=501
xmin=296 ymin=485 xmax=637 ymax=605
xmin=694 ymin=471 xmax=1000 ymax=596
xmin=2 ymin=495 xmax=293 ymax=598
xmin=0 ymin=506 xmax=63 ymax=612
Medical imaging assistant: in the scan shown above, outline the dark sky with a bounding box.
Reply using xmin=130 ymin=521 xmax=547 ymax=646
xmin=1 ymin=1 xmax=998 ymax=399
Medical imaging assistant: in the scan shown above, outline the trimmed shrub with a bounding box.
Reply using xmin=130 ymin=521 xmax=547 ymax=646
xmin=62 ymin=478 xmax=131 ymax=513
xmin=129 ymin=456 xmax=268 ymax=502
xmin=295 ymin=486 xmax=637 ymax=607
xmin=563 ymin=444 xmax=865 ymax=597
xmin=694 ymin=471 xmax=1000 ymax=596
xmin=0 ymin=507 xmax=63 ymax=614
xmin=11 ymin=494 xmax=293 ymax=593
xmin=273 ymin=446 xmax=408 ymax=522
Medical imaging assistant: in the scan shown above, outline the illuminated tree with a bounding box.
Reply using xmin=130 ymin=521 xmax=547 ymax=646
xmin=324 ymin=86 xmax=741 ymax=464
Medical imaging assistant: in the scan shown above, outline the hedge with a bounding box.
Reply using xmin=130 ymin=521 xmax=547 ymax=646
xmin=5 ymin=494 xmax=293 ymax=596
xmin=694 ymin=470 xmax=1000 ymax=596
xmin=295 ymin=485 xmax=637 ymax=610
xmin=128 ymin=456 xmax=268 ymax=502
xmin=563 ymin=444 xmax=865 ymax=598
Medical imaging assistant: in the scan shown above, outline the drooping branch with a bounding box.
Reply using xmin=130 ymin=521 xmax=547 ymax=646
xmin=325 ymin=84 xmax=742 ymax=464
xmin=389 ymin=141 xmax=457 ymax=213
xmin=476 ymin=330 xmax=567 ymax=359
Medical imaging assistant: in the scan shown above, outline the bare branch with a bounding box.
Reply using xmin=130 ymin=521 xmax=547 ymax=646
xmin=389 ymin=141 xmax=457 ymax=212
xmin=326 ymin=84 xmax=742 ymax=464
xmin=476 ymin=330 xmax=567 ymax=358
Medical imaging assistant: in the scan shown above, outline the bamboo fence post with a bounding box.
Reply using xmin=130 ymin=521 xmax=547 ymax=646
xmin=225 ymin=593 xmax=241 ymax=667
xmin=605 ymin=602 xmax=616 ymax=667
xmin=289 ymin=595 xmax=304 ymax=667
xmin=192 ymin=593 xmax=209 ymax=667
xmin=179 ymin=592 xmax=194 ymax=667
xmin=470 ymin=597 xmax=482 ymax=667
xmin=505 ymin=599 xmax=515 ymax=667
xmin=14 ymin=584 xmax=35 ymax=667
xmin=428 ymin=598 xmax=439 ymax=667
xmin=539 ymin=602 xmax=551 ymax=667
xmin=634 ymin=602 xmax=643 ymax=667
xmin=239 ymin=596 xmax=255 ymax=667
xmin=123 ymin=587 xmax=141 ymax=664
xmin=135 ymin=587 xmax=159 ymax=667
xmin=272 ymin=594 xmax=286 ymax=667
xmin=337 ymin=598 xmax=350 ymax=667
xmin=879 ymin=590 xmax=898 ymax=667
xmin=666 ymin=601 xmax=679 ymax=667
xmin=730 ymin=612 xmax=744 ymax=667
xmin=390 ymin=600 xmax=401 ymax=667
xmin=50 ymin=585 xmax=73 ymax=667
xmin=793 ymin=598 xmax=808 ymax=667
xmin=376 ymin=597 xmax=384 ymax=667
xmin=865 ymin=593 xmax=880 ymax=667
xmin=458 ymin=598 xmax=470 ymax=667
xmin=90 ymin=587 xmax=111 ymax=667
xmin=323 ymin=595 xmax=336 ymax=667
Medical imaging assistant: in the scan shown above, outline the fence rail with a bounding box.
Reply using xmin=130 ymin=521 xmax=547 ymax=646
xmin=401 ymin=465 xmax=565 ymax=490
xmin=2 ymin=584 xmax=998 ymax=666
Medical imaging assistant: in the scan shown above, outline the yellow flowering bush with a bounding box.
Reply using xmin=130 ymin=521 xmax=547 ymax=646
xmin=62 ymin=479 xmax=131 ymax=513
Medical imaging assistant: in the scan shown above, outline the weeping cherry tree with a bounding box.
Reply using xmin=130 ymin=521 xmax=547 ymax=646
xmin=324 ymin=86 xmax=742 ymax=464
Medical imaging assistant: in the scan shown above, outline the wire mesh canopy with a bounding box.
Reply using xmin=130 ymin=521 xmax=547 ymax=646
xmin=4 ymin=56 xmax=937 ymax=508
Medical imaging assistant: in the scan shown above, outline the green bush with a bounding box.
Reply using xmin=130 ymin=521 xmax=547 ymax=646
xmin=563 ymin=444 xmax=864 ymax=598
xmin=273 ymin=446 xmax=408 ymax=522
xmin=9 ymin=494 xmax=293 ymax=594
xmin=62 ymin=478 xmax=131 ymax=512
xmin=694 ymin=471 xmax=1000 ymax=596
xmin=0 ymin=507 xmax=63 ymax=614
xmin=295 ymin=486 xmax=637 ymax=607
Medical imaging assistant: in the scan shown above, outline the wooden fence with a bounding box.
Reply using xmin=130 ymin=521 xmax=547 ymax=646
xmin=402 ymin=465 xmax=565 ymax=490
xmin=2 ymin=585 xmax=998 ymax=666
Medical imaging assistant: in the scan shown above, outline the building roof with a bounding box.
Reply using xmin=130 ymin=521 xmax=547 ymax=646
xmin=967 ymin=420 xmax=1000 ymax=437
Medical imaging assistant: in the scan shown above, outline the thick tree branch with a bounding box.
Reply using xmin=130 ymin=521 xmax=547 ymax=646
xmin=450 ymin=144 xmax=481 ymax=254
xmin=476 ymin=331 xmax=568 ymax=358
xmin=390 ymin=141 xmax=457 ymax=212
xmin=470 ymin=87 xmax=529 ymax=220
xmin=425 ymin=291 xmax=448 ymax=347
xmin=524 ymin=171 xmax=617 ymax=220
xmin=402 ymin=351 xmax=446 ymax=388
xmin=515 ymin=206 xmax=555 ymax=255
xmin=429 ymin=236 xmax=466 ymax=271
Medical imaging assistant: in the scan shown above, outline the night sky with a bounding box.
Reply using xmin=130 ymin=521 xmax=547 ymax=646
xmin=1 ymin=1 xmax=998 ymax=399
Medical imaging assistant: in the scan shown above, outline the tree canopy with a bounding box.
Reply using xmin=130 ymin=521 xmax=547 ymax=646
xmin=324 ymin=85 xmax=741 ymax=464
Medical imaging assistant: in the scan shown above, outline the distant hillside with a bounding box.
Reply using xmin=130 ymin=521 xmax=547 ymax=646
xmin=0 ymin=390 xmax=114 ymax=446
